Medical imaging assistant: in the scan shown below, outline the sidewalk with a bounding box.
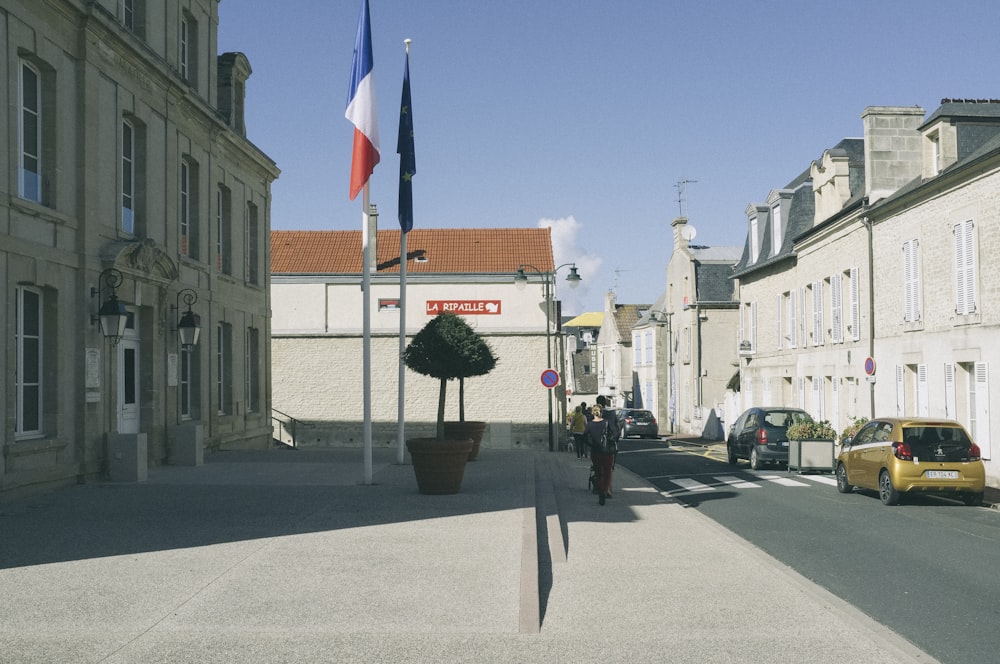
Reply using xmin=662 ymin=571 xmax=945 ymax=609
xmin=0 ymin=447 xmax=938 ymax=663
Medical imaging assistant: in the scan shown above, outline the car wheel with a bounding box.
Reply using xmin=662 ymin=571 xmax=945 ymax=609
xmin=836 ymin=463 xmax=852 ymax=494
xmin=963 ymin=492 xmax=984 ymax=507
xmin=879 ymin=470 xmax=900 ymax=506
xmin=727 ymin=444 xmax=737 ymax=465
xmin=749 ymin=447 xmax=761 ymax=471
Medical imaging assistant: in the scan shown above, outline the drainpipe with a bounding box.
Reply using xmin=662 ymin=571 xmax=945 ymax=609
xmin=862 ymin=201 xmax=875 ymax=418
xmin=695 ymin=303 xmax=703 ymax=412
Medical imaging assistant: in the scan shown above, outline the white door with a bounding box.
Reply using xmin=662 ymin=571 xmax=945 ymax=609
xmin=117 ymin=312 xmax=140 ymax=434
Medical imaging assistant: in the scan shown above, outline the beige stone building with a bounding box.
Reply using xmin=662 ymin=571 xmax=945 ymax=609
xmin=733 ymin=100 xmax=1000 ymax=489
xmin=2 ymin=0 xmax=278 ymax=499
xmin=662 ymin=217 xmax=740 ymax=438
xmin=270 ymin=227 xmax=573 ymax=452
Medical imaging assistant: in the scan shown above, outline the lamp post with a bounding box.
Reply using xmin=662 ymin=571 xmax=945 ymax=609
xmin=515 ymin=263 xmax=582 ymax=451
xmin=91 ymin=268 xmax=128 ymax=345
xmin=172 ymin=288 xmax=202 ymax=348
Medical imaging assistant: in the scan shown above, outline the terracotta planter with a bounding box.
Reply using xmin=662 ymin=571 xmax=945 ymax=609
xmin=406 ymin=437 xmax=474 ymax=494
xmin=443 ymin=421 xmax=487 ymax=460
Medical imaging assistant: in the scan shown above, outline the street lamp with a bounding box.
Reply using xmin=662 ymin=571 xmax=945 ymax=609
xmin=91 ymin=268 xmax=128 ymax=345
xmin=514 ymin=262 xmax=582 ymax=451
xmin=172 ymin=288 xmax=202 ymax=348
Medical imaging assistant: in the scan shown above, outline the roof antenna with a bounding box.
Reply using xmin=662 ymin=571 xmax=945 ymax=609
xmin=674 ymin=179 xmax=698 ymax=217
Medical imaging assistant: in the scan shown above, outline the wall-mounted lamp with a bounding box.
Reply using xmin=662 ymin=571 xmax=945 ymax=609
xmin=172 ymin=288 xmax=201 ymax=348
xmin=91 ymin=268 xmax=128 ymax=344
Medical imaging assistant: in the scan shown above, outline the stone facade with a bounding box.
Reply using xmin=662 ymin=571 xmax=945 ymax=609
xmin=2 ymin=0 xmax=279 ymax=499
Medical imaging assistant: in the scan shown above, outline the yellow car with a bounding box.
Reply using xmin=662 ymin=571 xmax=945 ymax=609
xmin=836 ymin=418 xmax=985 ymax=506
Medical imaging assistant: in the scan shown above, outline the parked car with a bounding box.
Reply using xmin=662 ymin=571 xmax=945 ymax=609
xmin=727 ymin=407 xmax=814 ymax=470
xmin=836 ymin=417 xmax=985 ymax=506
xmin=617 ymin=409 xmax=658 ymax=439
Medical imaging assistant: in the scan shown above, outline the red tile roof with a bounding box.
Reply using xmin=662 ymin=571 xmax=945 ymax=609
xmin=271 ymin=228 xmax=554 ymax=275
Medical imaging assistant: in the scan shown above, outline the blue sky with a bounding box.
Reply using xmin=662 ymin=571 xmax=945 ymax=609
xmin=219 ymin=0 xmax=1000 ymax=315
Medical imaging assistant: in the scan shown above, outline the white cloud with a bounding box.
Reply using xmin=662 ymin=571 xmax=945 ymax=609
xmin=537 ymin=216 xmax=603 ymax=315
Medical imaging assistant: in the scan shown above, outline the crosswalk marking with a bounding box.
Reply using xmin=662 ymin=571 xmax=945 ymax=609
xmin=659 ymin=473 xmax=833 ymax=495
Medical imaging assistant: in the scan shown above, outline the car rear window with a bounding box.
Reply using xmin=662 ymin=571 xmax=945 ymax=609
xmin=763 ymin=411 xmax=811 ymax=428
xmin=902 ymin=426 xmax=975 ymax=461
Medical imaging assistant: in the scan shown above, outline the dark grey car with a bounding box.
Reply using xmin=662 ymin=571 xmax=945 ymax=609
xmin=618 ymin=409 xmax=659 ymax=439
xmin=727 ymin=407 xmax=813 ymax=469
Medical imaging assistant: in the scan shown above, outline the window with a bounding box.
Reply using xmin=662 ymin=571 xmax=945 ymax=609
xmin=122 ymin=120 xmax=135 ymax=234
xmin=245 ymin=201 xmax=259 ymax=284
xmin=19 ymin=60 xmax=42 ymax=203
xmin=775 ymin=293 xmax=783 ymax=350
xmin=811 ymin=281 xmax=823 ymax=346
xmin=848 ymin=267 xmax=860 ymax=341
xmin=179 ymin=13 xmax=198 ymax=86
xmin=739 ymin=301 xmax=756 ymax=353
xmin=16 ymin=287 xmax=43 ymax=437
xmin=633 ymin=332 xmax=641 ymax=365
xmin=903 ymin=239 xmax=921 ymax=322
xmin=749 ymin=216 xmax=759 ymax=262
xmin=799 ymin=287 xmax=807 ymax=349
xmin=216 ymin=185 xmax=231 ymax=274
xmin=953 ymin=220 xmax=977 ymax=315
xmin=180 ymin=158 xmax=199 ymax=259
xmin=929 ymin=131 xmax=940 ymax=176
xmin=645 ymin=331 xmax=652 ymax=366
xmin=216 ymin=323 xmax=231 ymax=415
xmin=245 ymin=327 xmax=260 ymax=413
xmin=771 ymin=203 xmax=782 ymax=255
xmin=785 ymin=291 xmax=796 ymax=349
xmin=829 ymin=274 xmax=843 ymax=343
xmin=180 ymin=345 xmax=200 ymax=420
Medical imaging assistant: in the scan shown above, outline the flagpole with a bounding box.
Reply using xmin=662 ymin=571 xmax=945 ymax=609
xmin=396 ymin=38 xmax=413 ymax=465
xmin=397 ymin=227 xmax=407 ymax=464
xmin=362 ymin=185 xmax=373 ymax=484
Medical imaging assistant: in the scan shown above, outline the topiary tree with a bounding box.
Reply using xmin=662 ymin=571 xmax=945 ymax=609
xmin=403 ymin=313 xmax=497 ymax=440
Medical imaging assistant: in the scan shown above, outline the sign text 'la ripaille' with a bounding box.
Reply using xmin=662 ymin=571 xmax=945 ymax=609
xmin=425 ymin=300 xmax=502 ymax=315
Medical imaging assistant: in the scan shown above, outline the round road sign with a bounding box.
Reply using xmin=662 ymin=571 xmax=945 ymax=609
xmin=864 ymin=357 xmax=876 ymax=375
xmin=540 ymin=369 xmax=560 ymax=388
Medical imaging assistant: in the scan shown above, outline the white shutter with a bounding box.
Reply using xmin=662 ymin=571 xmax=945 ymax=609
xmin=903 ymin=239 xmax=921 ymax=322
xmin=896 ymin=365 xmax=905 ymax=417
xmin=788 ymin=292 xmax=797 ymax=348
xmin=812 ymin=377 xmax=823 ymax=419
xmin=797 ymin=377 xmax=805 ymax=409
xmin=975 ymin=362 xmax=990 ymax=459
xmin=776 ymin=294 xmax=783 ymax=350
xmin=831 ymin=376 xmax=840 ymax=433
xmin=944 ymin=363 xmax=956 ymax=420
xmin=850 ymin=267 xmax=861 ymax=341
xmin=917 ymin=364 xmax=929 ymax=417
xmin=799 ymin=287 xmax=807 ymax=349
xmin=830 ymin=274 xmax=843 ymax=343
xmin=955 ymin=221 xmax=977 ymax=315
xmin=812 ymin=281 xmax=823 ymax=346
xmin=750 ymin=301 xmax=757 ymax=351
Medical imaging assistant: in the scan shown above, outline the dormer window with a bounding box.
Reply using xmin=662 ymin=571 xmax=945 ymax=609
xmin=749 ymin=216 xmax=759 ymax=262
xmin=771 ymin=202 xmax=782 ymax=255
xmin=928 ymin=130 xmax=940 ymax=176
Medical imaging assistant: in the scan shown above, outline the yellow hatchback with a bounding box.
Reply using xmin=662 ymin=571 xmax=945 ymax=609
xmin=836 ymin=418 xmax=986 ymax=506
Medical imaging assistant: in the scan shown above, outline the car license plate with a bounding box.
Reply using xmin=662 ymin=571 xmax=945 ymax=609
xmin=925 ymin=470 xmax=959 ymax=479
xmin=779 ymin=441 xmax=788 ymax=447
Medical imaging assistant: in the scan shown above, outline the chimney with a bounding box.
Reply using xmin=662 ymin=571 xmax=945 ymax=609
xmin=671 ymin=216 xmax=689 ymax=251
xmin=862 ymin=106 xmax=925 ymax=203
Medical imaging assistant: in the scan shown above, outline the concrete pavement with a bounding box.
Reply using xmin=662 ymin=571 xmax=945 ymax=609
xmin=0 ymin=445 xmax=939 ymax=663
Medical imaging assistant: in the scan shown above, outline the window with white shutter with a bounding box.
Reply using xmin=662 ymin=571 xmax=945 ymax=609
xmin=916 ymin=364 xmax=929 ymax=416
xmin=812 ymin=281 xmax=823 ymax=346
xmin=903 ymin=239 xmax=921 ymax=322
xmin=830 ymin=274 xmax=843 ymax=343
xmin=786 ymin=291 xmax=797 ymax=349
xmin=953 ymin=220 xmax=977 ymax=315
xmin=849 ymin=267 xmax=860 ymax=341
xmin=944 ymin=363 xmax=956 ymax=419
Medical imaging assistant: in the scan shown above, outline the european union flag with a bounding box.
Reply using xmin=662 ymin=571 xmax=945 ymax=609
xmin=397 ymin=50 xmax=415 ymax=233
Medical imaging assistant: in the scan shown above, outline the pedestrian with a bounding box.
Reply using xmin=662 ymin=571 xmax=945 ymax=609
xmin=570 ymin=405 xmax=587 ymax=460
xmin=585 ymin=403 xmax=617 ymax=505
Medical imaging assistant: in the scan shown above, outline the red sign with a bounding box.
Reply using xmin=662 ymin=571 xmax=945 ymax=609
xmin=425 ymin=300 xmax=501 ymax=315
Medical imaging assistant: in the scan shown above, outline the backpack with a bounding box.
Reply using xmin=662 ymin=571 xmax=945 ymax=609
xmin=589 ymin=421 xmax=616 ymax=454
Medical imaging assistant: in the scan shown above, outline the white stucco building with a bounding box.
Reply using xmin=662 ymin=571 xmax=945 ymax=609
xmin=270 ymin=227 xmax=573 ymax=451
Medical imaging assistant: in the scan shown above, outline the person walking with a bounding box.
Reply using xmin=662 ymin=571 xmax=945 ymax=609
xmin=570 ymin=405 xmax=587 ymax=460
xmin=585 ymin=404 xmax=617 ymax=505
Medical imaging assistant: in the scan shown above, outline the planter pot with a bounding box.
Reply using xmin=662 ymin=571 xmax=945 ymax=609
xmin=788 ymin=438 xmax=836 ymax=474
xmin=443 ymin=421 xmax=487 ymax=460
xmin=406 ymin=437 xmax=474 ymax=494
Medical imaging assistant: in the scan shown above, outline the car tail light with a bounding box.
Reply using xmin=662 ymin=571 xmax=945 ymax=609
xmin=969 ymin=442 xmax=982 ymax=460
xmin=651 ymin=416 xmax=657 ymax=425
xmin=893 ymin=440 xmax=913 ymax=461
xmin=756 ymin=428 xmax=767 ymax=444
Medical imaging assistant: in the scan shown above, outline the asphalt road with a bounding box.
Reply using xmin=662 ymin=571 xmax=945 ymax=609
xmin=615 ymin=437 xmax=1000 ymax=664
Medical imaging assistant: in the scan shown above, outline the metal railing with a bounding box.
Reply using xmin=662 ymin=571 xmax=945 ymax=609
xmin=271 ymin=407 xmax=302 ymax=449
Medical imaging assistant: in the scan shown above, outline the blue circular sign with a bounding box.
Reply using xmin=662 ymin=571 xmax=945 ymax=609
xmin=540 ymin=369 xmax=560 ymax=388
xmin=864 ymin=357 xmax=876 ymax=375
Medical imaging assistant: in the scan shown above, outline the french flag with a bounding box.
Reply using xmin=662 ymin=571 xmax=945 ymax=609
xmin=346 ymin=0 xmax=379 ymax=200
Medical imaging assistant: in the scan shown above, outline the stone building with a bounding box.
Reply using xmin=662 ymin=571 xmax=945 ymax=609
xmin=270 ymin=227 xmax=571 ymax=452
xmin=2 ymin=0 xmax=279 ymax=499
